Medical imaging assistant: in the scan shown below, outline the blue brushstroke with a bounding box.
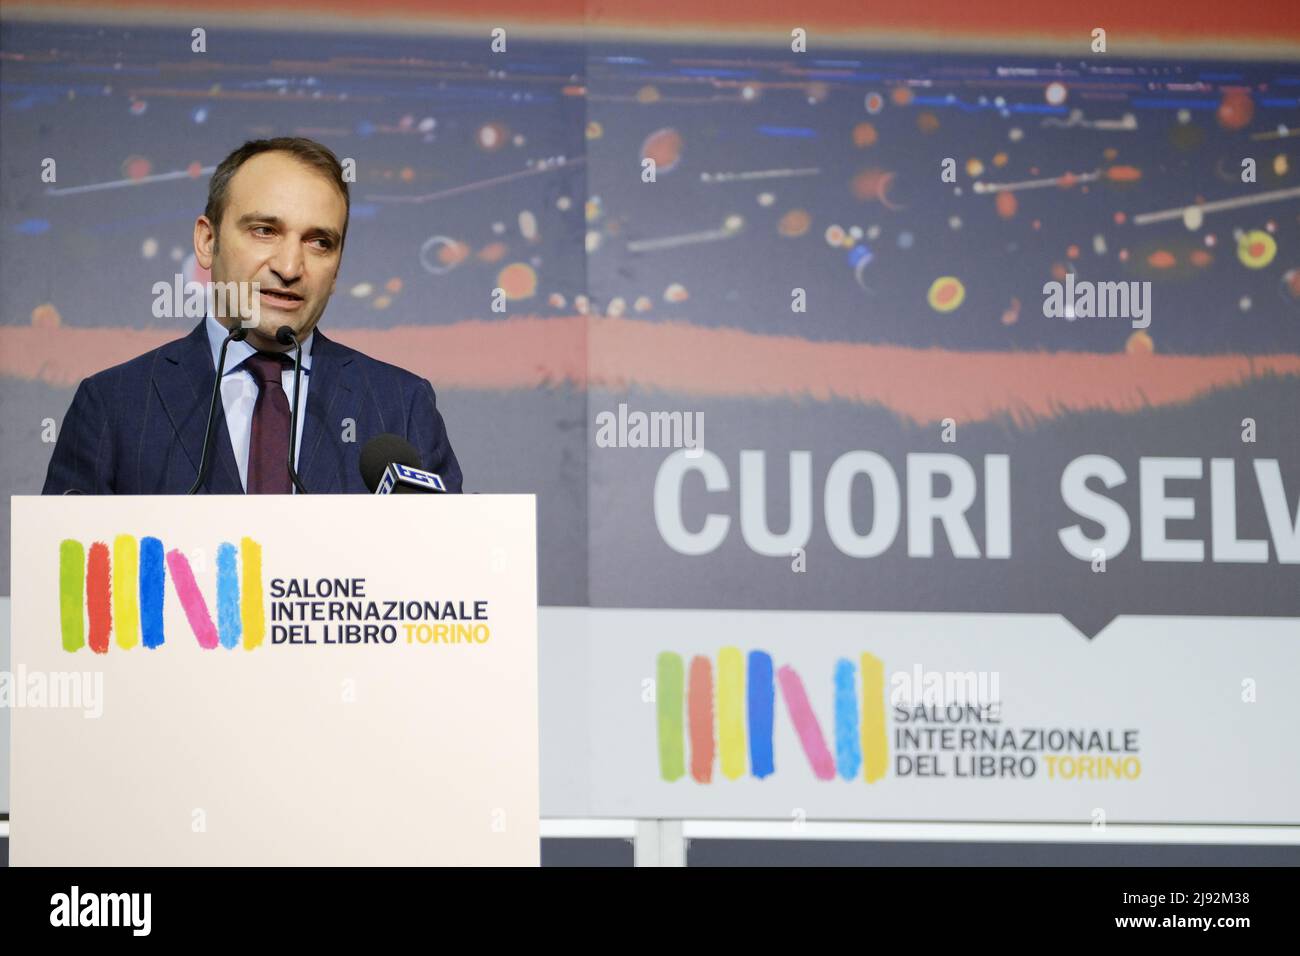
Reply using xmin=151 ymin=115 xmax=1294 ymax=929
xmin=681 ymin=68 xmax=755 ymax=78
xmin=216 ymin=542 xmax=241 ymax=650
xmin=801 ymin=71 xmax=884 ymax=81
xmin=911 ymin=95 xmax=1068 ymax=115
xmin=747 ymin=651 xmax=775 ymax=779
xmin=1129 ymin=97 xmax=1217 ymax=109
xmin=139 ymin=537 xmax=165 ymax=649
xmin=757 ymin=126 xmax=817 ymax=138
xmin=834 ymin=658 xmax=861 ymax=781
xmin=1010 ymin=103 xmax=1071 ymax=115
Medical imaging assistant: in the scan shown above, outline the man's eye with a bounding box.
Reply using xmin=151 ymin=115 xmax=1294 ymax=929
xmin=252 ymin=226 xmax=274 ymax=237
xmin=310 ymin=238 xmax=333 ymax=250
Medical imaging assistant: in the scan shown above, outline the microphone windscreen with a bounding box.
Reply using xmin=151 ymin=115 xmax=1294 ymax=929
xmin=275 ymin=325 xmax=297 ymax=346
xmin=359 ymin=433 xmax=424 ymax=493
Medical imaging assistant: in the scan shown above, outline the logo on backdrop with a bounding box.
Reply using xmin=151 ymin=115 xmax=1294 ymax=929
xmin=656 ymin=649 xmax=1144 ymax=784
xmin=656 ymin=649 xmax=890 ymax=784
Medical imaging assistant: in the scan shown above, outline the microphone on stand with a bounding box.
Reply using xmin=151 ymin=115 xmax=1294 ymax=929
xmin=359 ymin=435 xmax=447 ymax=494
xmin=188 ymin=325 xmax=249 ymax=494
xmin=276 ymin=325 xmax=309 ymax=494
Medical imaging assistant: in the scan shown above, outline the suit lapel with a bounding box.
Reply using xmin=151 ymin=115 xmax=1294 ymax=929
xmin=152 ymin=321 xmax=241 ymax=493
xmin=297 ymin=329 xmax=355 ymax=493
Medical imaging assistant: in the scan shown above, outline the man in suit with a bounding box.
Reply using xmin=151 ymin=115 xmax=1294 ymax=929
xmin=43 ymin=137 xmax=462 ymax=495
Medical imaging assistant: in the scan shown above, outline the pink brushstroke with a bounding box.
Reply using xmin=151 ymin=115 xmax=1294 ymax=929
xmin=165 ymin=549 xmax=219 ymax=650
xmin=776 ymin=665 xmax=837 ymax=780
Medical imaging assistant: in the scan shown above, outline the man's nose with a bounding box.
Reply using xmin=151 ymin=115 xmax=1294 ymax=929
xmin=269 ymin=240 xmax=304 ymax=284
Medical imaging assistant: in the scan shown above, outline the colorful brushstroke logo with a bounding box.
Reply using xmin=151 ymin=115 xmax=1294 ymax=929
xmin=656 ymin=649 xmax=888 ymax=783
xmin=58 ymin=537 xmax=266 ymax=652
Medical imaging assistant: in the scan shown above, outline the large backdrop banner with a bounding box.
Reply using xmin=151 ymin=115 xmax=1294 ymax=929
xmin=2 ymin=1 xmax=1297 ymax=823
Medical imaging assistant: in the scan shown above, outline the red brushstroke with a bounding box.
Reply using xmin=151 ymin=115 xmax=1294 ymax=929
xmin=86 ymin=541 xmax=112 ymax=655
xmin=22 ymin=0 xmax=1298 ymax=44
xmin=585 ymin=319 xmax=1300 ymax=427
xmin=3 ymin=319 xmax=1298 ymax=427
xmin=688 ymin=655 xmax=715 ymax=783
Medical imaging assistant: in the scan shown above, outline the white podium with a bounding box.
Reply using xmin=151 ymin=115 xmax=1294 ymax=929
xmin=8 ymin=494 xmax=538 ymax=866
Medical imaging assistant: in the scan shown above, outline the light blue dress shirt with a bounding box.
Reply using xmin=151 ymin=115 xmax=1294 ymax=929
xmin=205 ymin=314 xmax=313 ymax=492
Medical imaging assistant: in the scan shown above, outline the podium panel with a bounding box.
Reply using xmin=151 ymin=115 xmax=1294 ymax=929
xmin=9 ymin=494 xmax=538 ymax=866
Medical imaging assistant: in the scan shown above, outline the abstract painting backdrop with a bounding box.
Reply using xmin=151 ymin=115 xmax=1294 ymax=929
xmin=3 ymin=0 xmax=1298 ymax=820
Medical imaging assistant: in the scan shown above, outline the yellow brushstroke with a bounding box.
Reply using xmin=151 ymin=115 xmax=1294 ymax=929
xmin=241 ymin=537 xmax=265 ymax=650
xmin=113 ymin=535 xmax=139 ymax=649
xmin=718 ymin=646 xmax=746 ymax=779
xmin=861 ymin=652 xmax=888 ymax=783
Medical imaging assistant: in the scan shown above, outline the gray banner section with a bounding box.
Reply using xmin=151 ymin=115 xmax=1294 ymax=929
xmin=588 ymin=378 xmax=1300 ymax=637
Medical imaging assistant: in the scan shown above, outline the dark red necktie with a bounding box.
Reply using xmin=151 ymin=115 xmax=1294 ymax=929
xmin=244 ymin=351 xmax=293 ymax=494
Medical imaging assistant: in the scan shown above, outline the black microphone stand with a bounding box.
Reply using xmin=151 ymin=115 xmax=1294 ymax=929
xmin=188 ymin=326 xmax=248 ymax=494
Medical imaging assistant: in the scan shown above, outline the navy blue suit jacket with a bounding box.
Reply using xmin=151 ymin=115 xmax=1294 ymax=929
xmin=42 ymin=320 xmax=463 ymax=495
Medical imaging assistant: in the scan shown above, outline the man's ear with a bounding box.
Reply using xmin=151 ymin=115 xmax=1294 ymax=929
xmin=194 ymin=215 xmax=217 ymax=270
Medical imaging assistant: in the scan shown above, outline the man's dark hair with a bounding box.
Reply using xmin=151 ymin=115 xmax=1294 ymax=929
xmin=204 ymin=137 xmax=350 ymax=251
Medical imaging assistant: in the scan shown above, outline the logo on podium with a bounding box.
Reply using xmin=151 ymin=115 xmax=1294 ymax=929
xmin=58 ymin=535 xmax=266 ymax=653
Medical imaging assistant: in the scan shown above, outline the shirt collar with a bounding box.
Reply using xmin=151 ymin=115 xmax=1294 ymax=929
xmin=205 ymin=313 xmax=314 ymax=376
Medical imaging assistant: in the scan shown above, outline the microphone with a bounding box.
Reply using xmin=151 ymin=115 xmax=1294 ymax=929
xmin=188 ymin=325 xmax=249 ymax=494
xmin=276 ymin=325 xmax=309 ymax=495
xmin=359 ymin=434 xmax=447 ymax=494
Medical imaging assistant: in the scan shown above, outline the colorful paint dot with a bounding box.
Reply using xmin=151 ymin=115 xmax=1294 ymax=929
xmin=1237 ymin=229 xmax=1277 ymax=269
xmin=852 ymin=122 xmax=878 ymax=148
xmin=779 ymin=208 xmax=812 ymax=238
xmin=495 ymin=262 xmax=537 ymax=300
xmin=1127 ymin=331 xmax=1154 ymax=355
xmin=927 ymin=276 xmax=965 ymax=312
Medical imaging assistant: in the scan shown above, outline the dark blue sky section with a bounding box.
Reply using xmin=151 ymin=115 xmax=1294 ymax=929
xmin=587 ymin=43 xmax=1300 ymax=355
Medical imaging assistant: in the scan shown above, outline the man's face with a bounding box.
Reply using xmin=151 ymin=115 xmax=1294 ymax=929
xmin=194 ymin=150 xmax=346 ymax=351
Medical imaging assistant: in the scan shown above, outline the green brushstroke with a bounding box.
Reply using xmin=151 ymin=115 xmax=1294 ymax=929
xmin=59 ymin=539 xmax=85 ymax=652
xmin=657 ymin=652 xmax=685 ymax=781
